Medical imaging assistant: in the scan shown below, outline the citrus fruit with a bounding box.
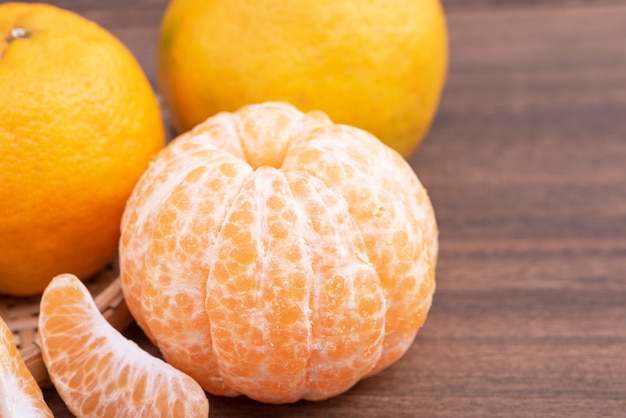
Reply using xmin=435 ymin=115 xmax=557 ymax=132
xmin=38 ymin=274 xmax=209 ymax=417
xmin=0 ymin=2 xmax=165 ymax=296
xmin=157 ymin=0 xmax=448 ymax=156
xmin=119 ymin=102 xmax=438 ymax=403
xmin=0 ymin=316 xmax=53 ymax=417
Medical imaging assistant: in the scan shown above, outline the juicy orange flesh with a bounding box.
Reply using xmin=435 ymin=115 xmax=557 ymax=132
xmin=0 ymin=317 xmax=53 ymax=417
xmin=119 ymin=102 xmax=437 ymax=403
xmin=38 ymin=274 xmax=209 ymax=417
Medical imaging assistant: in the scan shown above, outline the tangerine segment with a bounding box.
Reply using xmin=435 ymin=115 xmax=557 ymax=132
xmin=285 ymin=171 xmax=386 ymax=400
xmin=120 ymin=129 xmax=232 ymax=342
xmin=206 ymin=167 xmax=313 ymax=403
xmin=283 ymin=123 xmax=438 ymax=373
xmin=38 ymin=274 xmax=209 ymax=418
xmin=140 ymin=148 xmax=252 ymax=396
xmin=205 ymin=168 xmax=385 ymax=403
xmin=0 ymin=317 xmax=53 ymax=418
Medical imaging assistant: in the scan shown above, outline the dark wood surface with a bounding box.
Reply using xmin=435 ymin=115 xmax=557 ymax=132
xmin=36 ymin=1 xmax=626 ymax=416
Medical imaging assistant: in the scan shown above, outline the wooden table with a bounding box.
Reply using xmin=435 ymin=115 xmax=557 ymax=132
xmin=41 ymin=0 xmax=626 ymax=416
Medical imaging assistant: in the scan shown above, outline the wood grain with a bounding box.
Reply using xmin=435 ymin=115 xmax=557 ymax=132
xmin=32 ymin=1 xmax=626 ymax=416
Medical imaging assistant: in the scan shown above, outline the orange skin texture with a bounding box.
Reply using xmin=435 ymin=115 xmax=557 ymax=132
xmin=158 ymin=0 xmax=448 ymax=157
xmin=119 ymin=102 xmax=438 ymax=403
xmin=0 ymin=3 xmax=164 ymax=296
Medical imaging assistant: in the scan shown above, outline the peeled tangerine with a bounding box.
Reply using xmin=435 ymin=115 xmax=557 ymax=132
xmin=119 ymin=102 xmax=438 ymax=403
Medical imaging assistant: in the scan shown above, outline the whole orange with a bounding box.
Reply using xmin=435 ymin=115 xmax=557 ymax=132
xmin=119 ymin=102 xmax=438 ymax=403
xmin=0 ymin=3 xmax=165 ymax=296
xmin=157 ymin=0 xmax=448 ymax=157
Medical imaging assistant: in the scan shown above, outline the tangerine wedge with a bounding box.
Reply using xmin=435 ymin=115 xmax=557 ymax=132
xmin=0 ymin=316 xmax=53 ymax=417
xmin=38 ymin=274 xmax=209 ymax=417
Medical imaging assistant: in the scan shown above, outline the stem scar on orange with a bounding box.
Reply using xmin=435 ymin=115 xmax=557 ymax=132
xmin=119 ymin=102 xmax=438 ymax=403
